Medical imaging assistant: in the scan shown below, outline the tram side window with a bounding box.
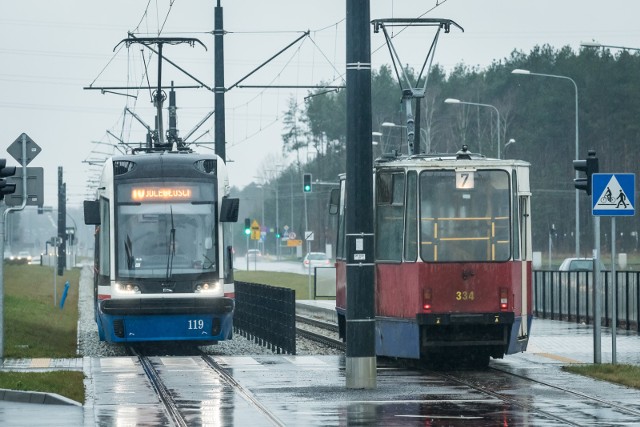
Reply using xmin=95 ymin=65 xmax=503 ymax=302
xmin=336 ymin=182 xmax=347 ymax=260
xmin=99 ymin=198 xmax=110 ymax=277
xmin=376 ymin=172 xmax=405 ymax=262
xmin=404 ymin=171 xmax=417 ymax=262
xmin=512 ymin=173 xmax=520 ymax=260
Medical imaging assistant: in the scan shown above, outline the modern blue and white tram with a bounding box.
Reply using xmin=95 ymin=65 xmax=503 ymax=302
xmin=83 ymin=150 xmax=239 ymax=343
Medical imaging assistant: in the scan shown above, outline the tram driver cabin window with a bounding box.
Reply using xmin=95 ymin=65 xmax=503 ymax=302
xmin=376 ymin=172 xmax=405 ymax=262
xmin=419 ymin=170 xmax=510 ymax=262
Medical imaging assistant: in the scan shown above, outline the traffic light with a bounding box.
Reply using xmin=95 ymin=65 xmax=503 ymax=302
xmin=0 ymin=158 xmax=16 ymax=201
xmin=303 ymin=173 xmax=312 ymax=193
xmin=244 ymin=218 xmax=251 ymax=235
xmin=573 ymin=150 xmax=599 ymax=195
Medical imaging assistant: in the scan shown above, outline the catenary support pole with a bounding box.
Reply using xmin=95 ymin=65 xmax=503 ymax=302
xmin=214 ymin=0 xmax=226 ymax=161
xmin=345 ymin=0 xmax=376 ymax=389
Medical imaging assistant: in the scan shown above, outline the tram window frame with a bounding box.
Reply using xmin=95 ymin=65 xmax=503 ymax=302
xmin=375 ymin=171 xmax=405 ymax=262
xmin=419 ymin=169 xmax=511 ymax=262
xmin=99 ymin=197 xmax=110 ymax=277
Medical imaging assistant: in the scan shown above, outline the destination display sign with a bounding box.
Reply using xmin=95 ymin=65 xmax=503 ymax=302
xmin=130 ymin=187 xmax=197 ymax=202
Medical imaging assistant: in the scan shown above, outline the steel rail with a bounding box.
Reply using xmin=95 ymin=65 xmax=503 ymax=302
xmin=200 ymin=353 xmax=286 ymax=427
xmin=128 ymin=346 xmax=188 ymax=427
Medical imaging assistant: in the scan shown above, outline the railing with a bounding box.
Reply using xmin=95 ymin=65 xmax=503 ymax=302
xmin=533 ymin=270 xmax=640 ymax=334
xmin=234 ymin=281 xmax=296 ymax=354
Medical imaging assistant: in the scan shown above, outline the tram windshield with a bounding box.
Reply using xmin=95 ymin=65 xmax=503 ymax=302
xmin=419 ymin=169 xmax=510 ymax=262
xmin=115 ymin=181 xmax=218 ymax=279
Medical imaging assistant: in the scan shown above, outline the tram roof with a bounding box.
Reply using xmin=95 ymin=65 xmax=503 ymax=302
xmin=374 ymin=152 xmax=530 ymax=169
xmin=111 ymin=150 xmax=220 ymax=165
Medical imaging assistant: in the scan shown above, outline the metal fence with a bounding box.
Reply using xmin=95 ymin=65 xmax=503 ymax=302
xmin=234 ymin=281 xmax=296 ymax=354
xmin=533 ymin=270 xmax=640 ymax=333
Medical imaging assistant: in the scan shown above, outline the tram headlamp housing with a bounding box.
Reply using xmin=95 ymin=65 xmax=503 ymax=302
xmin=194 ymin=281 xmax=223 ymax=295
xmin=114 ymin=282 xmax=141 ymax=294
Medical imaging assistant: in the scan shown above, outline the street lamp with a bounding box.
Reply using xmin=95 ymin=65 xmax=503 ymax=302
xmin=512 ymin=68 xmax=580 ymax=257
xmin=444 ymin=98 xmax=501 ymax=159
xmin=504 ymin=138 xmax=517 ymax=158
xmin=371 ymin=131 xmax=382 ymax=145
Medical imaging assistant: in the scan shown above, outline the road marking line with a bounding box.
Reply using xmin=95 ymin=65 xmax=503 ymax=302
xmin=534 ymin=352 xmax=582 ymax=364
xmin=30 ymin=358 xmax=51 ymax=368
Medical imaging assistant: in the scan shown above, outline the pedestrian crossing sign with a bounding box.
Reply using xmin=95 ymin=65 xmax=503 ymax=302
xmin=592 ymin=173 xmax=635 ymax=216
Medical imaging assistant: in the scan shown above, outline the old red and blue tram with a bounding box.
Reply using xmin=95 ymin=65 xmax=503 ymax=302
xmin=333 ymin=147 xmax=532 ymax=366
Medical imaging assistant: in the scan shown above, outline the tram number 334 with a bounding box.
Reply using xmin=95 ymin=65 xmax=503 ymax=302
xmin=188 ymin=319 xmax=205 ymax=330
xmin=455 ymin=291 xmax=475 ymax=301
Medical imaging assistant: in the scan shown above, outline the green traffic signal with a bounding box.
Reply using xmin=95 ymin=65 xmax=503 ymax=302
xmin=244 ymin=218 xmax=251 ymax=235
xmin=303 ymin=173 xmax=312 ymax=193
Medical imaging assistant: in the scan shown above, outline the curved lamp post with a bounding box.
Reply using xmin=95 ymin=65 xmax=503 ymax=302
xmin=444 ymin=98 xmax=501 ymax=159
xmin=512 ymin=68 xmax=580 ymax=258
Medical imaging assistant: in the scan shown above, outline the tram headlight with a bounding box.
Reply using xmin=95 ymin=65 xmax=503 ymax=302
xmin=115 ymin=282 xmax=141 ymax=294
xmin=194 ymin=281 xmax=222 ymax=294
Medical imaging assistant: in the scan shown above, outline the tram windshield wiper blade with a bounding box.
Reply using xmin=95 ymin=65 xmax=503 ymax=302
xmin=125 ymin=234 xmax=134 ymax=270
xmin=165 ymin=206 xmax=176 ymax=280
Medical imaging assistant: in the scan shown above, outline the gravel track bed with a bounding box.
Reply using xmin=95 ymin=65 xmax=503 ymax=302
xmin=77 ymin=266 xmax=342 ymax=357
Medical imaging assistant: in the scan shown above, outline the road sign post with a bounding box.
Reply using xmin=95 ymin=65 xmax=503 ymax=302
xmin=2 ymin=133 xmax=42 ymax=361
xmin=592 ymin=173 xmax=635 ymax=365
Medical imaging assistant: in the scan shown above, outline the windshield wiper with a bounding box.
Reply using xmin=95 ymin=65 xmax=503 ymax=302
xmin=125 ymin=234 xmax=134 ymax=270
xmin=202 ymin=254 xmax=216 ymax=270
xmin=165 ymin=206 xmax=176 ymax=280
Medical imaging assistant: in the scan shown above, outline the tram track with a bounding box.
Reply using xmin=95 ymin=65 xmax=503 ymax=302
xmin=435 ymin=365 xmax=640 ymax=426
xmin=296 ymin=314 xmax=345 ymax=351
xmin=295 ymin=315 xmax=640 ymax=422
xmin=200 ymin=352 xmax=286 ymax=427
xmin=125 ymin=344 xmax=285 ymax=427
xmin=489 ymin=365 xmax=640 ymax=419
xmin=127 ymin=345 xmax=189 ymax=427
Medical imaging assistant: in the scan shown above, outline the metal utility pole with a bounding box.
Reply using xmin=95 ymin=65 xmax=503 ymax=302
xmin=345 ymin=0 xmax=376 ymax=389
xmin=57 ymin=167 xmax=66 ymax=276
xmin=214 ymin=0 xmax=226 ymax=161
xmin=593 ymin=216 xmax=601 ymax=363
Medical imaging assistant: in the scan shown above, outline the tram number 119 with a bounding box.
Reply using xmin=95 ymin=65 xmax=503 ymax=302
xmin=188 ymin=319 xmax=205 ymax=330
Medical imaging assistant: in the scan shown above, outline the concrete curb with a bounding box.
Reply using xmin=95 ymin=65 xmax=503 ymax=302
xmin=0 ymin=388 xmax=82 ymax=406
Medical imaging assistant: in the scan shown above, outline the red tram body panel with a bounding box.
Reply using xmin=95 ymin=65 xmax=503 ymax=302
xmin=333 ymin=150 xmax=533 ymax=365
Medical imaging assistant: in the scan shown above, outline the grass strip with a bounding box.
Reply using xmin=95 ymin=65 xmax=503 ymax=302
xmin=235 ymin=270 xmax=311 ymax=298
xmin=563 ymin=364 xmax=640 ymax=389
xmin=0 ymin=263 xmax=84 ymax=403
xmin=0 ymin=371 xmax=85 ymax=404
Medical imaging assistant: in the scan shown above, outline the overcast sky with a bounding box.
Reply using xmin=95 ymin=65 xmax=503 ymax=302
xmin=1 ymin=0 xmax=639 ymax=208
